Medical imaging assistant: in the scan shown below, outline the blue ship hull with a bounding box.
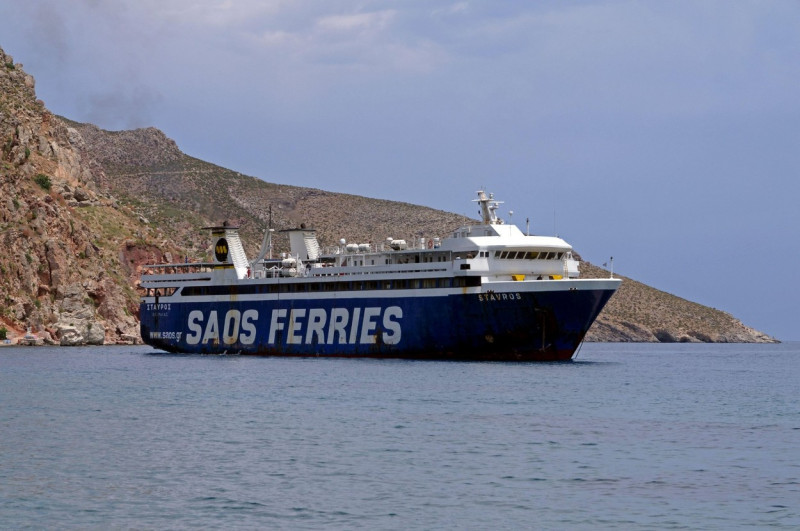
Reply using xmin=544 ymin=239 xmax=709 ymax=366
xmin=140 ymin=283 xmax=616 ymax=361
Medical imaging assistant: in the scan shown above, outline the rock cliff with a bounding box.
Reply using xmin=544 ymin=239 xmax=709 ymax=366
xmin=0 ymin=47 xmax=180 ymax=345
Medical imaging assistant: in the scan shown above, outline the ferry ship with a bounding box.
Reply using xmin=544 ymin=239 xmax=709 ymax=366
xmin=139 ymin=190 xmax=620 ymax=361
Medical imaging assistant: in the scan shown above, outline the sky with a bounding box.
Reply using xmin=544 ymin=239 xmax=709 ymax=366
xmin=1 ymin=1 xmax=798 ymax=340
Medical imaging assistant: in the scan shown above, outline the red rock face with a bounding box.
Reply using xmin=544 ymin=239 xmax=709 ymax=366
xmin=120 ymin=241 xmax=167 ymax=288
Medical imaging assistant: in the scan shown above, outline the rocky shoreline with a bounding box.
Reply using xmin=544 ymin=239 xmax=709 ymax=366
xmin=0 ymin=325 xmax=141 ymax=346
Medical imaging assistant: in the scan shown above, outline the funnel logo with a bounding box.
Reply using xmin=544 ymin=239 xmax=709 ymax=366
xmin=215 ymin=238 xmax=229 ymax=262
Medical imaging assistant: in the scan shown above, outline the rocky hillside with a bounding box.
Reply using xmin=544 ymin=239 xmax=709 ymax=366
xmin=0 ymin=44 xmax=775 ymax=344
xmin=580 ymin=263 xmax=774 ymax=343
xmin=0 ymin=48 xmax=182 ymax=345
xmin=66 ymin=121 xmax=471 ymax=261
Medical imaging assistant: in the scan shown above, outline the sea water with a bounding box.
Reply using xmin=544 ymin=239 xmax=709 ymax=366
xmin=1 ymin=343 xmax=797 ymax=529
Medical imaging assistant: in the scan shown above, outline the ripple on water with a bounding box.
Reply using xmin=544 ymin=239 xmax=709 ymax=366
xmin=0 ymin=343 xmax=799 ymax=529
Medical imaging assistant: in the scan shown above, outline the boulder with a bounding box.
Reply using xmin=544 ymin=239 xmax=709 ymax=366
xmin=57 ymin=283 xmax=95 ymax=321
xmin=85 ymin=320 xmax=105 ymax=345
xmin=73 ymin=187 xmax=90 ymax=202
xmin=57 ymin=325 xmax=83 ymax=346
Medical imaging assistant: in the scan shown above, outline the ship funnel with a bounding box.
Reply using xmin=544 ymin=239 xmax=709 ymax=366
xmin=283 ymin=227 xmax=320 ymax=261
xmin=207 ymin=225 xmax=249 ymax=279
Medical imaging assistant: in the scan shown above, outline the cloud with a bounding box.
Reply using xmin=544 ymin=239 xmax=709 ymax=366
xmin=133 ymin=0 xmax=287 ymax=27
xmin=81 ymin=85 xmax=163 ymax=130
xmin=12 ymin=0 xmax=799 ymax=124
xmin=29 ymin=2 xmax=70 ymax=63
xmin=431 ymin=2 xmax=469 ymax=17
xmin=315 ymin=11 xmax=395 ymax=33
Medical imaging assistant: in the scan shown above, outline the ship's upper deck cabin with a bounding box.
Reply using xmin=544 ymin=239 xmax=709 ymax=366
xmin=307 ymin=191 xmax=579 ymax=281
xmin=139 ymin=190 xmax=583 ymax=293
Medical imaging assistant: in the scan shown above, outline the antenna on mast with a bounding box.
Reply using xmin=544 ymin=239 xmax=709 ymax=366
xmin=604 ymin=257 xmax=614 ymax=278
xmin=553 ymin=209 xmax=557 ymax=237
xmin=268 ymin=204 xmax=273 ymax=259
